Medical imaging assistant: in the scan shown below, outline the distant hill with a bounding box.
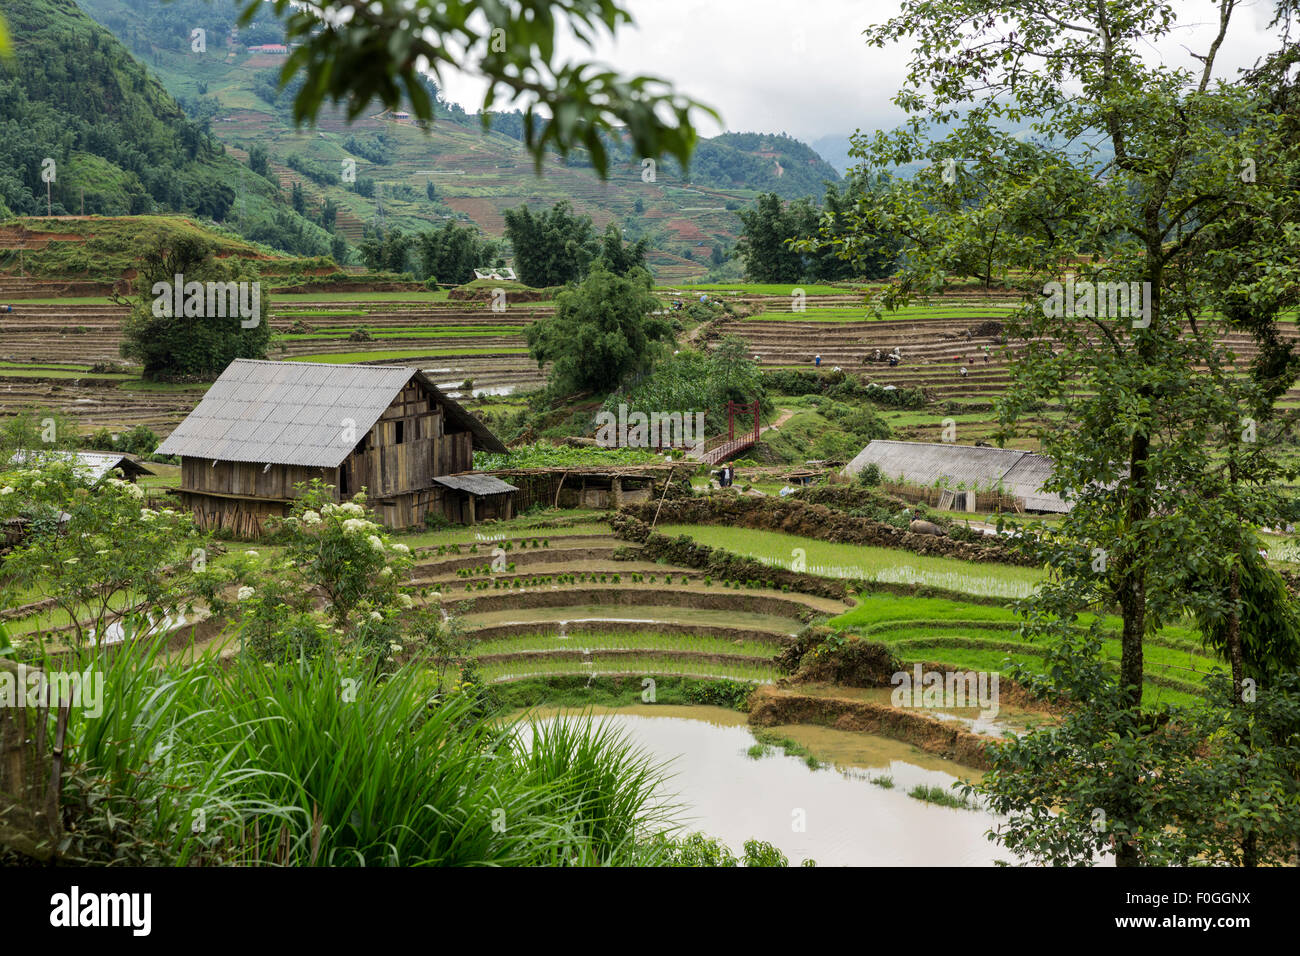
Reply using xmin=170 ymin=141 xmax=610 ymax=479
xmin=75 ymin=0 xmax=843 ymax=281
xmin=0 ymin=0 xmax=331 ymax=257
xmin=811 ymin=118 xmax=1113 ymax=180
xmin=810 ymin=135 xmax=859 ymax=178
xmin=0 ymin=215 xmax=332 ymax=282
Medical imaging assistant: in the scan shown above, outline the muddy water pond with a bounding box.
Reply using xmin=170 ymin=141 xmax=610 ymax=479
xmin=520 ymin=704 xmax=1008 ymax=866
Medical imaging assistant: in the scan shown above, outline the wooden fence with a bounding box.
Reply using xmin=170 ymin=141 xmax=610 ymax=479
xmin=879 ymin=480 xmax=1022 ymax=514
xmin=0 ymin=660 xmax=69 ymax=861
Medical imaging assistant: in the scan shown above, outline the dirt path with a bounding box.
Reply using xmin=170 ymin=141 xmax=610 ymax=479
xmin=762 ymin=408 xmax=796 ymax=434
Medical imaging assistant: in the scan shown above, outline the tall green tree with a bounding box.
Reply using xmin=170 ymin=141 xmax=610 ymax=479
xmin=847 ymin=0 xmax=1300 ymax=865
xmin=738 ymin=181 xmax=896 ymax=283
xmin=118 ymin=236 xmax=271 ymax=382
xmin=415 ymin=221 xmax=499 ymax=285
xmin=596 ymin=223 xmax=649 ymax=277
xmin=525 ymin=262 xmax=668 ymax=394
xmin=735 ymin=193 xmax=810 ymax=283
xmin=357 ymin=228 xmax=413 ymax=274
xmin=503 ymin=201 xmax=598 ymax=287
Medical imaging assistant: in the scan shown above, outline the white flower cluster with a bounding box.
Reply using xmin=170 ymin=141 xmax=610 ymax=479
xmin=300 ymin=510 xmax=322 ymax=526
xmin=105 ymin=477 xmax=144 ymax=499
xmin=342 ymin=517 xmax=374 ymax=535
xmin=237 ymin=585 xmax=255 ymax=601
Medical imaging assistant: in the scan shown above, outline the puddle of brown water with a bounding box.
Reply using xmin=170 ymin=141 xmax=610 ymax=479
xmin=515 ymin=703 xmax=1009 ymax=866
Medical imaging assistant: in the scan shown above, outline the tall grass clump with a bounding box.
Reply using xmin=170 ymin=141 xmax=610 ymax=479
xmin=49 ymin=640 xmax=677 ymax=866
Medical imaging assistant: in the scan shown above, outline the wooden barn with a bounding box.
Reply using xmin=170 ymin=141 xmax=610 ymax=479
xmin=156 ymin=359 xmax=516 ymax=536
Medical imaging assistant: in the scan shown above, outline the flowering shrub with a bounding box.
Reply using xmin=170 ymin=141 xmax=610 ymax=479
xmin=243 ymin=480 xmax=417 ymax=668
xmin=0 ymin=460 xmax=231 ymax=651
xmin=272 ymin=481 xmax=414 ymax=631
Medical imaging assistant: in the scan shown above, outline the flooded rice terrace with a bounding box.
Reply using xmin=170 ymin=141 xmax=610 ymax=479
xmin=522 ymin=704 xmax=1008 ymax=866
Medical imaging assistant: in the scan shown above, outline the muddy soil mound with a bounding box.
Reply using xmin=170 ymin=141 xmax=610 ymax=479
xmin=448 ymin=285 xmax=556 ymax=303
xmin=776 ymin=626 xmax=902 ymax=685
xmin=748 ymin=685 xmax=993 ymax=769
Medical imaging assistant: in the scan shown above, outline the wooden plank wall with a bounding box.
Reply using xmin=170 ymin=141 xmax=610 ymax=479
xmin=182 ymin=459 xmax=335 ymax=499
xmin=175 ymin=379 xmax=485 ymax=535
xmin=180 ymin=492 xmax=290 ymax=538
xmin=343 ymin=381 xmax=474 ymax=499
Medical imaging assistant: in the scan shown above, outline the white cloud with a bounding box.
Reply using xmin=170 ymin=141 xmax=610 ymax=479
xmin=437 ymin=0 xmax=1295 ymax=144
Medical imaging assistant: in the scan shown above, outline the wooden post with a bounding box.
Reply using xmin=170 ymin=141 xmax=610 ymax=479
xmin=0 ymin=661 xmax=69 ymax=862
xmin=650 ymin=466 xmax=675 ymax=531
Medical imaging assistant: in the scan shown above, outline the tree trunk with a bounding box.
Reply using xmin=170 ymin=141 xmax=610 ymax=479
xmin=1114 ymin=413 xmax=1152 ymax=868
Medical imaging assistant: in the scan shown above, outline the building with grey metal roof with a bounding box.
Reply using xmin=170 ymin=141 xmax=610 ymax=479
xmin=158 ymin=359 xmax=513 ymax=536
xmin=9 ymin=450 xmax=154 ymax=483
xmin=157 ymin=359 xmax=504 ymax=467
xmin=844 ymin=439 xmax=1070 ymax=513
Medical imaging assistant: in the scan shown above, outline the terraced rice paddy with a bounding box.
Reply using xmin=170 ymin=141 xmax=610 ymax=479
xmin=405 ymin=521 xmax=848 ymax=683
xmin=655 ymin=524 xmax=1045 ymax=599
xmin=0 ymin=292 xmax=552 ymax=432
xmin=829 ymin=594 xmax=1220 ymax=708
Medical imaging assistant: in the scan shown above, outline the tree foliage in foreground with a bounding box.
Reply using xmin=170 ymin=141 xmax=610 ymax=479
xmin=847 ymin=0 xmax=1300 ymax=865
xmin=240 ymin=0 xmax=717 ymax=176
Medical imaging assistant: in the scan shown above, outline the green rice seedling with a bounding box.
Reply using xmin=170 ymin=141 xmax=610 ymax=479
xmin=907 ymin=784 xmax=971 ymax=809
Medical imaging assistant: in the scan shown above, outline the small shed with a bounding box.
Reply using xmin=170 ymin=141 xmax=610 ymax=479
xmin=8 ymin=450 xmax=153 ymax=483
xmin=156 ymin=359 xmax=510 ymax=536
xmin=431 ymin=474 xmax=519 ymax=523
xmin=844 ymin=439 xmax=1069 ymax=513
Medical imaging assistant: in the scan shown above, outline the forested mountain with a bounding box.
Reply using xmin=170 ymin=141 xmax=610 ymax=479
xmin=36 ymin=0 xmax=840 ymax=278
xmin=0 ymin=0 xmax=331 ymax=255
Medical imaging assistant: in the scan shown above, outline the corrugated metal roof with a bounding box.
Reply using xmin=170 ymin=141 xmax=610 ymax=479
xmin=9 ymin=450 xmax=153 ymax=483
xmin=431 ymin=474 xmax=519 ymax=496
xmin=844 ymin=440 xmax=1069 ymax=513
xmin=156 ymin=359 xmax=506 ymax=468
xmin=1001 ymin=455 xmax=1070 ymax=513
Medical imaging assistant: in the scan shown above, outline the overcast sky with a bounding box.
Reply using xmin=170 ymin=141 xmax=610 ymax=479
xmin=437 ymin=0 xmax=1295 ymax=144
